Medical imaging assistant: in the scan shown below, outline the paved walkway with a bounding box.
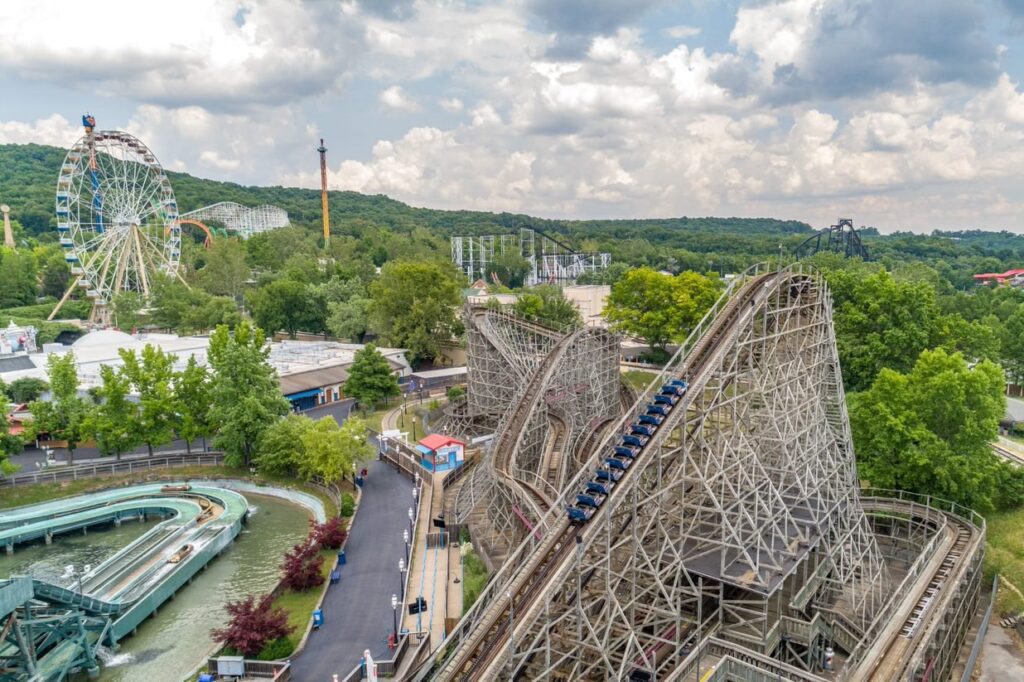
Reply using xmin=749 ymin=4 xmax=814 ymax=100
xmin=980 ymin=623 xmax=1024 ymax=680
xmin=402 ymin=472 xmax=457 ymax=649
xmin=290 ymin=456 xmax=412 ymax=680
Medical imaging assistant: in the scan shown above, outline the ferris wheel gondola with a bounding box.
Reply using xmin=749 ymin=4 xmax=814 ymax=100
xmin=49 ymin=115 xmax=183 ymax=325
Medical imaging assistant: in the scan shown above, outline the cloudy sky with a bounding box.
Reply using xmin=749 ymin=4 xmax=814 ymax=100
xmin=2 ymin=0 xmax=1024 ymax=233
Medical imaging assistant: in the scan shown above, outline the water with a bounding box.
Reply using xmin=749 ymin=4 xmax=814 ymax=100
xmin=0 ymin=493 xmax=311 ymax=682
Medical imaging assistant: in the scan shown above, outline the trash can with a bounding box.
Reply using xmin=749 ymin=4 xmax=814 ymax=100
xmin=313 ymin=608 xmax=324 ymax=629
xmin=330 ymin=570 xmax=340 ymax=584
xmin=355 ymin=476 xmax=363 ymax=487
xmin=338 ymin=550 xmax=346 ymax=565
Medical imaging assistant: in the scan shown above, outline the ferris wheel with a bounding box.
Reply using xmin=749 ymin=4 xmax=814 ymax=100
xmin=50 ymin=115 xmax=182 ymax=325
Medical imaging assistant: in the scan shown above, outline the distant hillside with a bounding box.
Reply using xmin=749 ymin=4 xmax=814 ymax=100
xmin=0 ymin=142 xmax=812 ymax=243
xmin=4 ymin=141 xmax=1024 ymax=287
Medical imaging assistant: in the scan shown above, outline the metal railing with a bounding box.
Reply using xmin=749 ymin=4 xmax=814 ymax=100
xmin=205 ymin=657 xmax=291 ymax=680
xmin=960 ymin=574 xmax=999 ymax=682
xmin=0 ymin=453 xmax=226 ymax=488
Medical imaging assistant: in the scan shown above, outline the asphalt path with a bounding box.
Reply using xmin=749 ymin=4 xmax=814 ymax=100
xmin=290 ymin=456 xmax=412 ymax=679
xmin=9 ymin=399 xmax=355 ymax=469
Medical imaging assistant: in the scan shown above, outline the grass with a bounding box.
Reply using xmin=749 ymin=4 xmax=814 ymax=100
xmin=270 ymin=546 xmax=338 ymax=654
xmin=985 ymin=506 xmax=1024 ymax=617
xmin=622 ymin=369 xmax=660 ymax=393
xmin=462 ymin=545 xmax=489 ymax=614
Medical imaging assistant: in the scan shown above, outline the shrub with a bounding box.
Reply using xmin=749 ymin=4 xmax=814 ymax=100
xmin=340 ymin=493 xmax=356 ymax=518
xmin=256 ymin=636 xmax=295 ymax=661
xmin=212 ymin=594 xmax=293 ymax=658
xmin=461 ymin=546 xmax=489 ymax=613
xmin=280 ymin=541 xmax=325 ymax=591
xmin=446 ymin=385 xmax=464 ymax=401
xmin=310 ymin=517 xmax=347 ymax=549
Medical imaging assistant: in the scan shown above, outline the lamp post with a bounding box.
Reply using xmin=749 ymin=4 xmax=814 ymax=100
xmin=399 ymin=557 xmax=406 ymax=600
xmin=403 ymin=529 xmax=410 ymax=563
xmin=408 ymin=507 xmax=414 ymax=536
xmin=412 ymin=417 xmax=417 ymax=441
xmin=391 ymin=593 xmax=399 ymax=640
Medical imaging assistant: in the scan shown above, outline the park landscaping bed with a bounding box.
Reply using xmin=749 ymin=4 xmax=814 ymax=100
xmin=985 ymin=507 xmax=1024 ymax=616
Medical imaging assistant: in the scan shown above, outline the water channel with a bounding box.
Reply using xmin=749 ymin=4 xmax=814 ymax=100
xmin=0 ymin=493 xmax=311 ymax=682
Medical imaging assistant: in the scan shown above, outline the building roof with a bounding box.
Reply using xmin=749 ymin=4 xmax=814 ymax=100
xmin=411 ymin=366 xmax=467 ymax=380
xmin=280 ymin=366 xmax=349 ymax=396
xmin=418 ymin=434 xmax=465 ymax=450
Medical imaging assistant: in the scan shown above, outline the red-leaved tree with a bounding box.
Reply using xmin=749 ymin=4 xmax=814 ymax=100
xmin=281 ymin=540 xmax=325 ymax=591
xmin=212 ymin=594 xmax=293 ymax=657
xmin=310 ymin=517 xmax=347 ymax=549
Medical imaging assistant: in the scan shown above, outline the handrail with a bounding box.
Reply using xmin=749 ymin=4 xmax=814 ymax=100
xmin=0 ymin=453 xmax=226 ymax=488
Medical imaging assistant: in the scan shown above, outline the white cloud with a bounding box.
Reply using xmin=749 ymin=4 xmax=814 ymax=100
xmin=664 ymin=25 xmax=701 ymax=39
xmin=0 ymin=0 xmax=364 ymax=110
xmin=439 ymin=97 xmax=464 ymax=112
xmin=0 ymin=113 xmax=80 ymax=146
xmin=379 ymin=86 xmax=420 ymax=112
xmin=198 ymin=150 xmax=241 ymax=171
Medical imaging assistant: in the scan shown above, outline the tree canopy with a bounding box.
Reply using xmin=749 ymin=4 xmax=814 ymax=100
xmin=343 ymin=344 xmax=401 ymax=409
xmin=512 ymin=285 xmax=582 ymax=330
xmin=849 ymin=348 xmax=1018 ymax=512
xmin=28 ymin=352 xmax=88 ymax=463
xmin=207 ymin=321 xmax=290 ymax=467
xmin=369 ymin=260 xmax=463 ymax=362
xmin=604 ymin=268 xmax=722 ymax=348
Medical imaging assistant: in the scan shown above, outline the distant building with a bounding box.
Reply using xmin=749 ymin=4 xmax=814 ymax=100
xmin=416 ymin=434 xmax=465 ymax=473
xmin=0 ymin=320 xmax=37 ymax=355
xmin=562 ymin=285 xmax=610 ymax=327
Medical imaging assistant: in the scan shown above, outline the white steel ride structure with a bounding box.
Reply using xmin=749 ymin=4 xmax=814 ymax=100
xmin=50 ymin=115 xmax=181 ymax=325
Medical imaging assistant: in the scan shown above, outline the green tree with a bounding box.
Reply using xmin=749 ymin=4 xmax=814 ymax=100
xmin=112 ymin=291 xmax=146 ymax=331
xmin=849 ymin=348 xmax=1016 ymax=511
xmin=40 ymin=251 xmax=70 ymax=299
xmin=828 ymin=268 xmax=941 ymax=392
xmin=84 ymin=365 xmax=138 ymax=460
xmin=197 ymin=238 xmax=250 ymax=302
xmin=1003 ymin=306 xmax=1024 ymax=385
xmin=486 ymin=250 xmax=531 ymax=288
xmin=343 ymin=344 xmax=401 ymax=410
xmin=207 ymin=321 xmax=290 ymax=467
xmin=321 ymin=278 xmax=372 ymax=342
xmin=299 ymin=416 xmax=374 ymax=483
xmin=0 ymin=249 xmax=38 ymax=308
xmin=29 ymin=352 xmax=88 ymax=464
xmin=5 ymin=377 xmax=48 ymax=403
xmin=604 ymin=268 xmax=721 ymax=349
xmin=174 ymin=356 xmax=213 ymax=454
xmin=249 ymin=279 xmax=326 ymax=339
xmin=119 ymin=345 xmax=176 ymax=456
xmin=256 ymin=413 xmax=313 ymax=475
xmin=369 ymin=260 xmax=463 ymax=362
xmin=512 ymin=285 xmax=582 ymax=330
xmin=0 ymin=391 xmax=22 ymax=474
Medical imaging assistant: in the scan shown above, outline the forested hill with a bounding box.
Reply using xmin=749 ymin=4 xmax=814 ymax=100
xmin=4 ymin=141 xmax=1024 ymax=286
xmin=1 ymin=142 xmax=811 ymax=237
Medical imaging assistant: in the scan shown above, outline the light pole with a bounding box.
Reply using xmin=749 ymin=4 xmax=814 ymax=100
xmin=412 ymin=417 xmax=417 ymax=441
xmin=408 ymin=507 xmax=414 ymax=537
xmin=391 ymin=593 xmax=399 ymax=640
xmin=403 ymin=529 xmax=410 ymax=563
xmin=399 ymin=557 xmax=406 ymax=600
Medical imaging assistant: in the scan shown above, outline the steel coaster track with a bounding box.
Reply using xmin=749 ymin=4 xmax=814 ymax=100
xmin=421 ymin=266 xmax=781 ymax=681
